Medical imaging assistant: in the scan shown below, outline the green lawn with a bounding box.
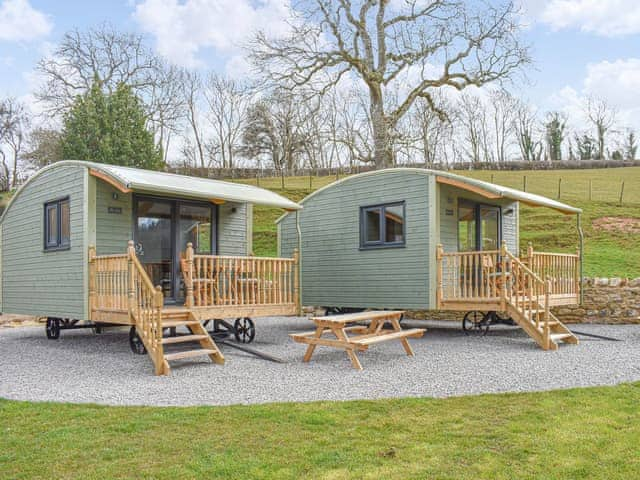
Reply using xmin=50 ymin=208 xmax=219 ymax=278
xmin=1 ymin=383 xmax=639 ymax=479
xmin=240 ymin=168 xmax=640 ymax=277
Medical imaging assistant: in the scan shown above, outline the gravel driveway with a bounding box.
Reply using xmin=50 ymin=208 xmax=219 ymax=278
xmin=1 ymin=317 xmax=639 ymax=406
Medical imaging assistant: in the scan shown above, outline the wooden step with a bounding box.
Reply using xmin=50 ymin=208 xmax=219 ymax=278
xmin=162 ymin=319 xmax=199 ymax=328
xmin=161 ymin=334 xmax=209 ymax=345
xmin=164 ymin=349 xmax=218 ymax=361
xmin=550 ymin=333 xmax=575 ymax=342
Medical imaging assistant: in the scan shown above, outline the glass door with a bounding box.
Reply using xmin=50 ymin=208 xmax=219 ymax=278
xmin=479 ymin=206 xmax=500 ymax=251
xmin=176 ymin=203 xmax=215 ymax=301
xmin=134 ymin=198 xmax=175 ymax=301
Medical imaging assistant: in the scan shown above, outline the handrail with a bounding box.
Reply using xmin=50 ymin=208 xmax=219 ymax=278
xmin=126 ymin=241 xmax=165 ymax=375
xmin=89 ymin=242 xmax=165 ymax=375
xmin=183 ymin=243 xmax=299 ymax=309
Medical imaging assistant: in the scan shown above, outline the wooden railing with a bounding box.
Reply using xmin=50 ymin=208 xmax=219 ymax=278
xmin=524 ymin=244 xmax=580 ymax=297
xmin=436 ymin=247 xmax=502 ymax=302
xmin=504 ymin=251 xmax=550 ymax=339
xmin=89 ymin=241 xmax=166 ymax=375
xmin=183 ymin=243 xmax=299 ymax=310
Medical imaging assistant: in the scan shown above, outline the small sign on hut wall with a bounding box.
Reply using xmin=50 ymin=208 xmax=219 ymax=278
xmin=108 ymin=206 xmax=122 ymax=214
xmin=445 ymin=209 xmax=454 ymax=216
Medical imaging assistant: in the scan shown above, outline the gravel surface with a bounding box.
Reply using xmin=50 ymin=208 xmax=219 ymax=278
xmin=1 ymin=317 xmax=639 ymax=406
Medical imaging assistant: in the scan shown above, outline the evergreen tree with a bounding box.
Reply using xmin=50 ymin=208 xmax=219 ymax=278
xmin=61 ymin=80 xmax=163 ymax=169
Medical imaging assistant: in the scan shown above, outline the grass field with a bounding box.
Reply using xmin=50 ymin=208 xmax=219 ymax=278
xmin=241 ymin=167 xmax=640 ymax=278
xmin=1 ymin=383 xmax=639 ymax=479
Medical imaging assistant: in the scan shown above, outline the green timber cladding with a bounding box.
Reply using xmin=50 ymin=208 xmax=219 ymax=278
xmin=279 ymin=170 xmax=435 ymax=309
xmin=278 ymin=169 xmax=524 ymax=310
xmin=1 ymin=164 xmax=87 ymax=318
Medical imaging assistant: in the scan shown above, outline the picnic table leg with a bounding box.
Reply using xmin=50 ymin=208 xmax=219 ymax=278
xmin=303 ymin=326 xmax=324 ymax=362
xmin=333 ymin=327 xmax=363 ymax=370
xmin=389 ymin=316 xmax=414 ymax=356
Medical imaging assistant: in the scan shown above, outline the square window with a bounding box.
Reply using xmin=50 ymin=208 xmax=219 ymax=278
xmin=44 ymin=198 xmax=71 ymax=251
xmin=360 ymin=202 xmax=405 ymax=249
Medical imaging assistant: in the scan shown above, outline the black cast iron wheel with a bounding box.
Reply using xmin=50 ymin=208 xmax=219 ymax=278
xmin=462 ymin=311 xmax=490 ymax=336
xmin=129 ymin=326 xmax=147 ymax=354
xmin=45 ymin=317 xmax=61 ymax=340
xmin=233 ymin=317 xmax=255 ymax=344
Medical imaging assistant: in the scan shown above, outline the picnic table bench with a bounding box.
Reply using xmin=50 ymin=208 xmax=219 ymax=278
xmin=290 ymin=310 xmax=426 ymax=370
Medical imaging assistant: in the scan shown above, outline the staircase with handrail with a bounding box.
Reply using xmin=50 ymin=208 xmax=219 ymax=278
xmin=437 ymin=242 xmax=579 ymax=350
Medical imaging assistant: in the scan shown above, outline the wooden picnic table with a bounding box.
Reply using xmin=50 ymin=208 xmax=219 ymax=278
xmin=290 ymin=310 xmax=426 ymax=370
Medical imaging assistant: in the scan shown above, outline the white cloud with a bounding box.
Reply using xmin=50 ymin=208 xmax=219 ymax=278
xmin=0 ymin=0 xmax=52 ymax=42
xmin=537 ymin=0 xmax=640 ymax=36
xmin=133 ymin=0 xmax=292 ymax=69
xmin=548 ymin=58 xmax=640 ymax=131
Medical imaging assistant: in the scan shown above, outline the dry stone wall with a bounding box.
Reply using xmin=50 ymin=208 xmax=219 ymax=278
xmin=408 ymin=277 xmax=640 ymax=324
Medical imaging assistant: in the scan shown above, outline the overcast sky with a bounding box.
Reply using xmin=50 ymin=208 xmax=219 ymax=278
xmin=1 ymin=0 xmax=639 ymax=132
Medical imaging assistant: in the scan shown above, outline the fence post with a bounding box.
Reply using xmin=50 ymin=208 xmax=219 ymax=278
xmin=127 ymin=240 xmax=136 ymax=323
xmin=309 ymin=171 xmax=313 ymax=190
xmin=523 ymin=175 xmax=527 ymax=192
xmin=293 ymin=248 xmax=301 ymax=315
xmin=557 ymin=177 xmax=562 ymax=200
xmin=619 ymin=180 xmax=625 ymax=206
xmin=280 ymin=169 xmax=285 ymax=190
xmin=185 ymin=242 xmax=195 ymax=308
xmin=588 ymin=179 xmax=592 ymax=201
xmin=88 ymin=245 xmax=96 ymax=321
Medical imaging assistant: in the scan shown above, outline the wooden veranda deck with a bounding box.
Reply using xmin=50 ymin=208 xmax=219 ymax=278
xmin=436 ymin=242 xmax=580 ymax=350
xmin=88 ymin=242 xmax=299 ymax=374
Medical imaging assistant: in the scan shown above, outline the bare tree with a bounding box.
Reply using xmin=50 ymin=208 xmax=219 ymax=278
xmin=406 ymin=91 xmax=453 ymax=167
xmin=250 ymin=0 xmax=529 ymax=169
xmin=585 ymin=96 xmax=616 ymax=160
xmin=204 ymin=74 xmax=253 ymax=169
xmin=36 ymin=24 xmax=163 ymax=115
xmin=25 ymin=127 xmax=64 ymax=168
xmin=513 ymin=99 xmax=542 ymax=162
xmin=0 ymin=98 xmax=30 ymax=190
xmin=241 ymin=91 xmax=312 ymax=171
xmin=489 ymin=89 xmax=517 ymax=163
xmin=457 ymin=93 xmax=492 ymax=164
xmin=181 ymin=71 xmax=206 ymax=168
xmin=35 ymin=24 xmax=185 ymax=156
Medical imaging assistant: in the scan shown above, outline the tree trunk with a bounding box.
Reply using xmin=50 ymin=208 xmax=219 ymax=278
xmin=370 ymin=92 xmax=393 ymax=169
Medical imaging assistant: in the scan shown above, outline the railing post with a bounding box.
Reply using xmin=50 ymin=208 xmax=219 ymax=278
xmin=154 ymin=285 xmax=165 ymax=375
xmin=88 ymin=245 xmax=96 ymax=321
xmin=127 ymin=240 xmax=136 ymax=323
xmin=293 ymin=248 xmax=301 ymax=315
xmin=527 ymin=242 xmax=533 ymax=264
xmin=575 ymin=247 xmax=581 ymax=300
xmin=544 ymin=276 xmax=552 ymax=350
xmin=436 ymin=244 xmax=443 ymax=308
xmin=500 ymin=240 xmax=508 ymax=311
xmin=185 ymin=242 xmax=195 ymax=308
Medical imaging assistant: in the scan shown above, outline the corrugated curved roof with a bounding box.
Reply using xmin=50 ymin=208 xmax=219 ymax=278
xmin=276 ymin=168 xmax=580 ymax=223
xmin=0 ymin=161 xmax=301 ymax=224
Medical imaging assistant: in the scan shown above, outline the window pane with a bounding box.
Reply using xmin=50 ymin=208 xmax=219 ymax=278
xmin=384 ymin=205 xmax=404 ymax=243
xmin=179 ymin=204 xmax=212 ymax=254
xmin=458 ymin=204 xmax=476 ymax=252
xmin=60 ymin=200 xmax=70 ymax=245
xmin=365 ymin=208 xmax=381 ymax=242
xmin=480 ymin=207 xmax=499 ymax=250
xmin=46 ymin=205 xmax=58 ymax=246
